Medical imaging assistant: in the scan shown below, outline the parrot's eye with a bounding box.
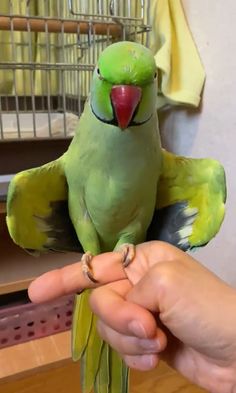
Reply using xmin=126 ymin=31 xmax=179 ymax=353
xmin=154 ymin=71 xmax=157 ymax=79
xmin=96 ymin=67 xmax=104 ymax=80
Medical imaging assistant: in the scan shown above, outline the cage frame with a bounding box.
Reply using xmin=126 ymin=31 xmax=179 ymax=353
xmin=0 ymin=0 xmax=151 ymax=176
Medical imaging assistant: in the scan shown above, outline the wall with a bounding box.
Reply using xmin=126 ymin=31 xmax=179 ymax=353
xmin=159 ymin=1 xmax=236 ymax=284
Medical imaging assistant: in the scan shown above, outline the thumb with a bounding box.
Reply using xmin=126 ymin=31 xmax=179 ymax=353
xmin=125 ymin=263 xmax=164 ymax=313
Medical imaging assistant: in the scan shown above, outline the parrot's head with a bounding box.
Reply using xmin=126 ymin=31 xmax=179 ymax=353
xmin=90 ymin=41 xmax=157 ymax=130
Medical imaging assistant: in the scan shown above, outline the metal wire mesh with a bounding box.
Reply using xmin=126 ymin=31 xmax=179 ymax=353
xmin=0 ymin=0 xmax=151 ymax=140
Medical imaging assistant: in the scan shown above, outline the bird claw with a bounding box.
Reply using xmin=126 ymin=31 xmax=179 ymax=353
xmin=81 ymin=244 xmax=135 ymax=286
xmin=81 ymin=252 xmax=99 ymax=284
xmin=119 ymin=243 xmax=135 ymax=268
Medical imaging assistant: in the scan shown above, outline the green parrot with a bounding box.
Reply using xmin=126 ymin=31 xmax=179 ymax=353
xmin=6 ymin=41 xmax=226 ymax=393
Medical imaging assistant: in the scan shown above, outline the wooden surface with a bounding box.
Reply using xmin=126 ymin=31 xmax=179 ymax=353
xmin=0 ymin=362 xmax=81 ymax=393
xmin=0 ymin=331 xmax=207 ymax=392
xmin=131 ymin=364 xmax=207 ymax=393
xmin=1 ymin=362 xmax=207 ymax=393
xmin=0 ymin=332 xmax=70 ymax=382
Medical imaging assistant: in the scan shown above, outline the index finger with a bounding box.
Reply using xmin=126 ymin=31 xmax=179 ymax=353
xmin=28 ymin=251 xmax=126 ymax=303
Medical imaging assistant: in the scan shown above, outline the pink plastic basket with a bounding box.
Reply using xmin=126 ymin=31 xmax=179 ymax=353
xmin=0 ymin=295 xmax=74 ymax=349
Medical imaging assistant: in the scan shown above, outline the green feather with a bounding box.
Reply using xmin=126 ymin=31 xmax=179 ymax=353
xmin=109 ymin=348 xmax=130 ymax=393
xmin=94 ymin=343 xmax=110 ymax=393
xmin=156 ymin=150 xmax=226 ymax=248
xmin=98 ymin=41 xmax=156 ymax=86
xmin=81 ymin=313 xmax=104 ymax=393
xmin=72 ymin=292 xmax=93 ymax=361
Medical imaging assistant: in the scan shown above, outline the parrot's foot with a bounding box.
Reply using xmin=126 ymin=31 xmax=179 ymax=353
xmin=118 ymin=243 xmax=135 ymax=268
xmin=81 ymin=252 xmax=99 ymax=284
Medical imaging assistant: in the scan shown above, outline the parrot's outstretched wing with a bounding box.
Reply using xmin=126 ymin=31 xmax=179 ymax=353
xmin=147 ymin=150 xmax=226 ymax=250
xmin=6 ymin=159 xmax=83 ymax=253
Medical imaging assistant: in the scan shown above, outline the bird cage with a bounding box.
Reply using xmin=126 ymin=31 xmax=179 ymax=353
xmin=0 ymin=0 xmax=151 ymax=143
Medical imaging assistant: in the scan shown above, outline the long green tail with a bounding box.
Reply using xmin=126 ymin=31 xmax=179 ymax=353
xmin=72 ymin=292 xmax=129 ymax=393
xmin=95 ymin=344 xmax=129 ymax=393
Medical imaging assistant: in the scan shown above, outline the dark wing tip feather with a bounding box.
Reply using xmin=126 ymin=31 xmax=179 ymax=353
xmin=147 ymin=202 xmax=198 ymax=251
xmin=35 ymin=200 xmax=84 ymax=253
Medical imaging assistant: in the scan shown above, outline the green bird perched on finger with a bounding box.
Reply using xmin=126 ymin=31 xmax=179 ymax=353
xmin=6 ymin=41 xmax=226 ymax=393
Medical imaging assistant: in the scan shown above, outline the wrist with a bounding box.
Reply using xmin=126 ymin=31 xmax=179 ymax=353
xmin=196 ymin=288 xmax=236 ymax=393
xmin=201 ymin=365 xmax=236 ymax=393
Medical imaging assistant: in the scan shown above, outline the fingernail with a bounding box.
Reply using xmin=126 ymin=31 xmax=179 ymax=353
xmin=140 ymin=338 xmax=160 ymax=352
xmin=128 ymin=321 xmax=147 ymax=338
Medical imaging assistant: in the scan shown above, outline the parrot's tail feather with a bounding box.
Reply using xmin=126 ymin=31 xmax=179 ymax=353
xmin=81 ymin=315 xmax=104 ymax=393
xmin=94 ymin=345 xmax=129 ymax=393
xmin=109 ymin=347 xmax=129 ymax=393
xmin=72 ymin=291 xmax=129 ymax=393
xmin=72 ymin=291 xmax=107 ymax=393
xmin=72 ymin=292 xmax=93 ymax=361
xmin=94 ymin=343 xmax=110 ymax=393
xmin=122 ymin=360 xmax=130 ymax=393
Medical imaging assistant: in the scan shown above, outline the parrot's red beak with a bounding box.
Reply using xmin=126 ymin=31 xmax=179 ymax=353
xmin=110 ymin=85 xmax=142 ymax=130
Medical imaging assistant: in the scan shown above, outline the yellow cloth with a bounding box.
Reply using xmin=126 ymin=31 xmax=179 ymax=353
xmin=149 ymin=0 xmax=206 ymax=109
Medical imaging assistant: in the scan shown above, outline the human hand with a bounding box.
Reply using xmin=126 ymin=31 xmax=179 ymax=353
xmin=88 ymin=242 xmax=236 ymax=393
xmin=28 ymin=241 xmax=236 ymax=393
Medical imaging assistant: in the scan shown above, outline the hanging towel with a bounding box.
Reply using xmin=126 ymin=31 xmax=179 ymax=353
xmin=149 ymin=0 xmax=206 ymax=109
